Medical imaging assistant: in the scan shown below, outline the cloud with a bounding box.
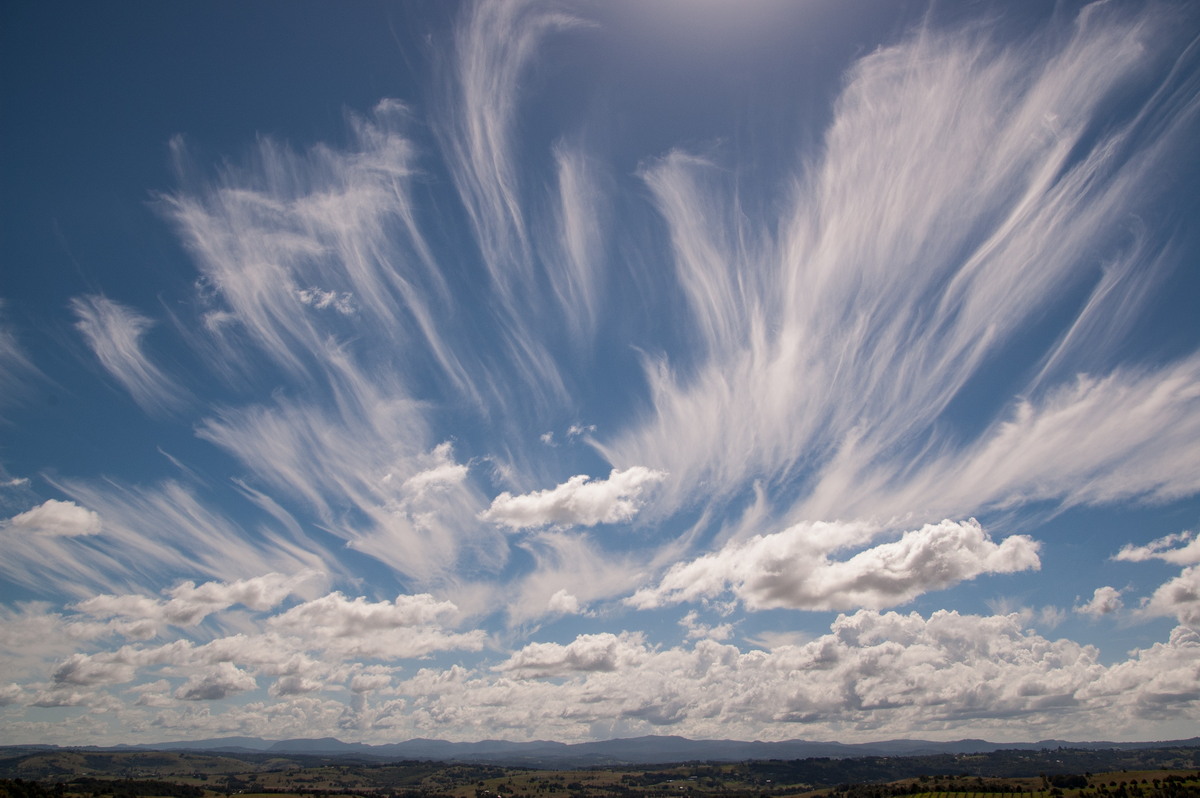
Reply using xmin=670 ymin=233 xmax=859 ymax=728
xmin=0 ymin=478 xmax=332 ymax=599
xmin=496 ymin=632 xmax=646 ymax=678
xmin=296 ymin=287 xmax=356 ymax=315
xmin=52 ymin=652 xmax=136 ymax=687
xmin=4 ymin=499 xmax=101 ymax=537
xmin=1115 ymin=531 xmax=1200 ymax=565
xmin=1076 ymin=586 xmax=1123 ymax=618
xmin=600 ymin=2 xmax=1200 ymax=529
xmin=398 ymin=442 xmax=470 ymax=499
xmin=269 ymin=591 xmax=486 ymax=660
xmin=631 ymin=519 xmax=1039 ymax=612
xmin=1139 ymin=566 xmax=1200 ymax=628
xmin=481 ymin=466 xmax=667 ymax=530
xmin=546 ymin=589 xmax=580 ymax=616
xmin=392 ymin=610 xmax=1196 ymax=743
xmin=70 ymin=295 xmax=186 ymax=414
xmin=174 ymin=662 xmax=258 ymax=701
xmin=0 ymin=683 xmax=23 ymax=706
xmin=73 ymin=572 xmax=318 ymax=629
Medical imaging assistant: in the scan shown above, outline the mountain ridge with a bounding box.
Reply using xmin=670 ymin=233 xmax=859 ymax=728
xmin=49 ymin=734 xmax=1200 ymax=767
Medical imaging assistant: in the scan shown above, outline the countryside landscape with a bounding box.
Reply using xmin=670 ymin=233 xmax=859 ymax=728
xmin=2 ymin=739 xmax=1198 ymax=798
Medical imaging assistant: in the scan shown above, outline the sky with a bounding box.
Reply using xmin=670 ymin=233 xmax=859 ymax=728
xmin=1 ymin=0 xmax=1199 ymax=747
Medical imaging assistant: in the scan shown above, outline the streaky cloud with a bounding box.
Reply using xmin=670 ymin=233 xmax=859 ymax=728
xmin=70 ymin=295 xmax=186 ymax=415
xmin=600 ymin=3 xmax=1200 ymax=530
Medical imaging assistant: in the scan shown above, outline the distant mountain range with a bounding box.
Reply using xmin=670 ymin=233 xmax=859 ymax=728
xmin=71 ymin=734 xmax=1198 ymax=768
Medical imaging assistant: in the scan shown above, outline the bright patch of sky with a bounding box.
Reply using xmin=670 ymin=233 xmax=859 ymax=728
xmin=2 ymin=0 xmax=1199 ymax=746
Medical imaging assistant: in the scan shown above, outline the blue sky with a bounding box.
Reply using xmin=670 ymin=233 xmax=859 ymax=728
xmin=2 ymin=0 xmax=1199 ymax=746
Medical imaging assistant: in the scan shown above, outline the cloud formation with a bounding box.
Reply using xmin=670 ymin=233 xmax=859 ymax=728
xmin=631 ymin=519 xmax=1039 ymax=612
xmin=3 ymin=0 xmax=1200 ymax=747
xmin=4 ymin=499 xmax=101 ymax=537
xmin=71 ymin=295 xmax=186 ymax=414
xmin=1076 ymin=586 xmax=1124 ymax=618
xmin=482 ymin=467 xmax=667 ymax=530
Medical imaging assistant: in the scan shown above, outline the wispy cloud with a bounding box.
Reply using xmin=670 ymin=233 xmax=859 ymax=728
xmin=70 ymin=295 xmax=186 ymax=414
xmin=601 ymin=4 xmax=1200 ymax=532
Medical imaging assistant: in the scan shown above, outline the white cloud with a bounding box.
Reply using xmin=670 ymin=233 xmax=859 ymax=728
xmin=73 ymin=572 xmax=318 ymax=629
xmin=481 ymin=466 xmax=667 ymax=530
xmin=1076 ymin=586 xmax=1123 ymax=618
xmin=546 ymin=589 xmax=580 ymax=616
xmin=4 ymin=499 xmax=101 ymax=537
xmin=1115 ymin=531 xmax=1200 ymax=565
xmin=631 ymin=519 xmax=1039 ymax=612
xmin=599 ymin=3 xmax=1200 ymax=529
xmin=174 ymin=662 xmax=258 ymax=701
xmin=496 ymin=632 xmax=647 ymax=678
xmin=296 ymin=287 xmax=356 ymax=315
xmin=269 ymin=591 xmax=485 ymax=660
xmin=679 ymin=611 xmax=734 ymax=641
xmin=399 ymin=442 xmax=470 ymax=499
xmin=0 ymin=478 xmax=332 ymax=599
xmin=52 ymin=652 xmax=137 ymax=687
xmin=0 ymin=683 xmax=23 ymax=706
xmin=70 ymin=295 xmax=186 ymax=414
xmin=1139 ymin=566 xmax=1200 ymax=628
xmin=271 ymin=591 xmax=459 ymax=634
xmin=392 ymin=610 xmax=1197 ymax=743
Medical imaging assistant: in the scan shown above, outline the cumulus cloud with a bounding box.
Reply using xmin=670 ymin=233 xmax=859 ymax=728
xmin=4 ymin=499 xmax=101 ymax=537
xmin=175 ymin=662 xmax=258 ymax=701
xmin=398 ymin=442 xmax=470 ymax=499
xmin=496 ymin=632 xmax=647 ymax=678
xmin=73 ymin=572 xmax=318 ymax=629
xmin=481 ymin=467 xmax=667 ymax=530
xmin=1076 ymin=586 xmax=1123 ymax=618
xmin=393 ymin=610 xmax=1198 ymax=743
xmin=631 ymin=519 xmax=1040 ymax=611
xmin=270 ymin=591 xmax=485 ymax=660
xmin=1115 ymin=531 xmax=1200 ymax=565
xmin=1139 ymin=567 xmax=1200 ymax=628
xmin=546 ymin=588 xmax=580 ymax=616
xmin=52 ymin=652 xmax=136 ymax=687
xmin=0 ymin=683 xmax=23 ymax=706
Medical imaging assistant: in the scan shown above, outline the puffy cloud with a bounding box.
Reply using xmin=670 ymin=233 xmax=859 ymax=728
xmin=497 ymin=632 xmax=647 ymax=678
xmin=1076 ymin=586 xmax=1124 ymax=618
xmin=1139 ymin=566 xmax=1200 ymax=628
xmin=52 ymin=652 xmax=136 ymax=687
xmin=631 ymin=519 xmax=1039 ymax=611
xmin=1083 ymin=626 xmax=1200 ymax=716
xmin=391 ymin=610 xmax=1198 ymax=743
xmin=1115 ymin=531 xmax=1200 ymax=565
xmin=272 ymin=591 xmax=459 ymax=634
xmin=0 ymin=683 xmax=23 ymax=706
xmin=73 ymin=572 xmax=317 ymax=629
xmin=174 ymin=662 xmax=258 ymax=701
xmin=270 ymin=592 xmax=485 ymax=660
xmin=546 ymin=589 xmax=580 ymax=616
xmin=481 ymin=467 xmax=667 ymax=530
xmin=398 ymin=442 xmax=470 ymax=499
xmin=5 ymin=499 xmax=101 ymax=537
